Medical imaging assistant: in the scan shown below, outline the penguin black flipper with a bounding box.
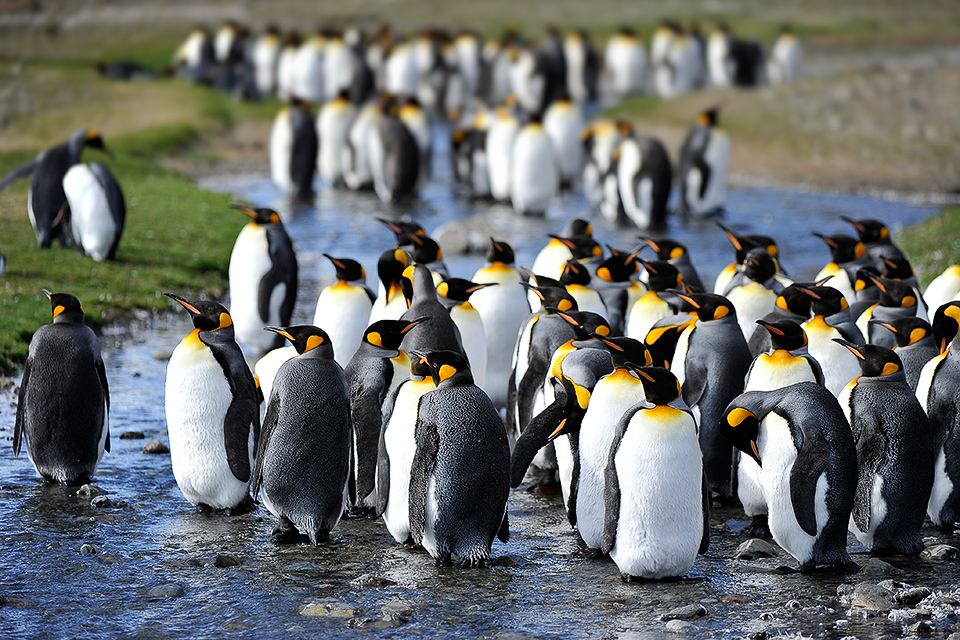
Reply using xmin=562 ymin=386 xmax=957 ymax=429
xmin=206 ymin=338 xmax=260 ymax=482
xmin=849 ymin=401 xmax=889 ymax=534
xmin=0 ymin=157 xmax=39 ymax=192
xmin=601 ymin=406 xmax=633 ymax=555
xmin=786 ymin=411 xmax=829 ymax=537
xmin=699 ymin=471 xmax=710 ymax=554
xmin=12 ymin=356 xmax=31 ymax=457
xmin=96 ymin=354 xmax=111 ymax=453
xmin=567 ymin=435 xmax=581 ymax=528
xmin=352 ymin=358 xmax=391 ymax=504
xmin=88 ymin=162 xmax=126 ymax=260
xmin=497 ymin=512 xmax=510 ymax=543
xmin=510 ymin=377 xmax=571 ymax=487
xmin=693 ymin=153 xmax=712 ymax=201
xmin=409 ymin=399 xmax=441 ymax=544
xmin=289 ymin=107 xmax=318 ymax=197
xmin=257 ymin=226 xmax=298 ymax=333
xmin=681 ymin=359 xmax=708 ymax=409
xmin=252 ymin=390 xmax=281 ymax=499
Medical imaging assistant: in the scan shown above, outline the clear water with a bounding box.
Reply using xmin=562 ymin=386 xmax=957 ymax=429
xmin=1 ymin=123 xmax=953 ymax=640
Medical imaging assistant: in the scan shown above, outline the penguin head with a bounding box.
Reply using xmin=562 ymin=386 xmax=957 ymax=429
xmin=43 ymin=289 xmax=85 ymax=324
xmin=596 ymin=247 xmax=641 ymax=284
xmin=593 ymin=335 xmax=652 ymax=369
xmin=932 ymin=302 xmax=960 ymax=354
xmin=757 ymin=319 xmax=807 ymax=352
xmin=774 ymin=283 xmax=813 ymax=317
xmin=721 ymin=404 xmax=761 ymax=466
xmin=377 ymin=218 xmax=425 ymax=247
xmin=437 ymin=278 xmax=496 ymax=306
xmin=639 ymin=237 xmax=689 ymax=262
xmin=377 ymin=248 xmax=410 ymax=294
xmin=362 ymin=317 xmax=430 ymax=357
xmin=548 ymin=234 xmax=603 ymax=261
xmin=231 ymin=203 xmax=281 ymax=226
xmin=265 ymin=325 xmax=334 ymax=358
xmin=632 ymin=366 xmax=683 ymax=406
xmin=671 ymin=291 xmax=735 ymax=322
xmin=641 ymin=260 xmax=683 ymax=292
xmin=644 ymin=317 xmax=697 ymax=368
xmin=324 ymin=254 xmax=366 ymax=283
xmin=550 ymin=309 xmax=611 ymax=341
xmin=841 ymin=216 xmax=890 ymax=244
xmin=867 ymin=274 xmax=917 ymax=309
xmin=716 ymin=222 xmax=778 ymax=264
xmin=742 ymin=249 xmax=778 ymax=284
xmin=814 ymin=233 xmax=865 ymax=264
xmin=70 ymin=128 xmax=111 ymax=159
xmin=879 ymin=256 xmax=915 ymax=281
xmin=405 ymin=232 xmax=444 ymax=265
xmin=559 ymin=259 xmax=592 ymax=286
xmin=697 ymin=107 xmax=720 ymax=127
xmin=408 ymin=350 xmax=435 ymax=381
xmin=486 ymin=238 xmax=515 ymax=266
xmin=521 ymin=283 xmax=578 ymax=313
xmin=164 ymin=293 xmax=233 ymax=334
xmin=798 ymin=284 xmax=848 ymax=317
xmin=833 ymin=339 xmax=904 ymax=378
xmin=869 ymin=316 xmax=931 ymax=349
xmin=411 ymin=349 xmax=473 ymax=386
xmin=402 ymin=263 xmax=439 ymax=304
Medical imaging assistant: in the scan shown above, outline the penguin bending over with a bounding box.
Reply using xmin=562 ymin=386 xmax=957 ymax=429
xmin=312 ymin=254 xmax=374 ymax=367
xmin=721 ymin=383 xmax=858 ymax=571
xmin=254 ymin=326 xmax=351 ymax=543
xmin=409 ymin=350 xmax=510 ymax=567
xmin=270 ymin=98 xmax=318 ymax=197
xmin=164 ymin=293 xmax=260 ymax=514
xmin=14 ymin=290 xmax=110 ymax=485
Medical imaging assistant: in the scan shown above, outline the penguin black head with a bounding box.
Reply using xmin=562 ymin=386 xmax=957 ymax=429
xmin=869 ymin=317 xmax=931 ymax=349
xmin=632 ymin=366 xmax=683 ymax=406
xmin=559 ymin=260 xmax=592 ymax=286
xmin=558 ymin=217 xmax=593 ymax=239
xmin=362 ymin=317 xmax=430 ymax=356
xmin=742 ymin=248 xmax=778 ymax=284
xmin=437 ymin=278 xmax=496 ymax=304
xmin=641 ymin=260 xmax=683 ymax=292
xmin=721 ymin=404 xmax=761 ymax=466
xmin=644 ymin=317 xmax=697 ymax=368
xmin=408 ymin=350 xmax=435 ymax=380
xmin=231 ymin=203 xmax=281 ymax=225
xmin=549 ymin=234 xmax=603 ymax=261
xmin=833 ymin=340 xmax=904 ymax=378
xmin=550 ymin=309 xmax=611 ymax=341
xmin=164 ymin=293 xmax=233 ymax=333
xmin=70 ymin=128 xmax=111 ymax=158
xmin=697 ymin=107 xmax=720 ymax=127
xmin=879 ymin=256 xmax=915 ymax=281
xmin=405 ymin=232 xmax=444 ymax=265
xmin=377 ymin=218 xmax=425 ymax=247
xmin=671 ymin=291 xmax=735 ymax=322
xmin=595 ymin=247 xmax=641 ymax=283
xmin=639 ymin=237 xmax=689 ymax=262
xmin=412 ymin=349 xmax=473 ymax=386
xmin=853 ymin=267 xmax=881 ymax=297
xmin=757 ymin=319 xmax=807 ymax=352
xmin=774 ymin=283 xmax=813 ymax=317
xmin=814 ymin=233 xmax=865 ymax=264
xmin=716 ymin=222 xmax=778 ymax=263
xmin=42 ymin=289 xmax=85 ymax=324
xmin=932 ymin=301 xmax=960 ymax=355
xmin=593 ymin=335 xmax=652 ymax=369
xmin=324 ymin=254 xmax=366 ymax=282
xmin=265 ymin=325 xmax=334 ymax=357
xmin=868 ymin=275 xmax=917 ymax=309
xmin=401 ymin=263 xmax=439 ymax=303
xmin=798 ymin=284 xmax=848 ymax=317
xmin=521 ymin=283 xmax=578 ymax=313
xmin=841 ymin=216 xmax=890 ymax=244
xmin=378 ymin=248 xmax=410 ymax=292
xmin=486 ymin=238 xmax=515 ymax=266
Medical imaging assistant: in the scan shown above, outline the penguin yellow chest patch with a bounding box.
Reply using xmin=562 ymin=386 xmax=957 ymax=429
xmin=550 ymin=341 xmax=577 ymax=380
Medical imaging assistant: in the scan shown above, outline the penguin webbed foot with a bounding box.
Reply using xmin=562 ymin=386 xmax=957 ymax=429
xmin=799 ymin=558 xmax=860 ymax=575
xmin=195 ymin=503 xmax=213 ymax=515
xmin=741 ymin=514 xmax=772 ymax=540
xmin=270 ymin=517 xmax=311 ymax=545
xmin=224 ymin=494 xmax=255 ymax=517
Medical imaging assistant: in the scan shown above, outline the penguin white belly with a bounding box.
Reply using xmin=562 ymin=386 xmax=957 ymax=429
xmin=276 ymin=50 xmax=298 ymax=100
xmin=383 ymin=384 xmax=432 ymax=543
xmin=928 ymin=447 xmax=953 ymax=526
xmin=713 ymin=264 xmax=738 ymax=295
xmin=343 ymin=107 xmax=377 ymax=191
xmin=544 ymin=106 xmax=585 ymax=185
xmin=576 ymin=374 xmax=645 ymax=549
xmin=531 ymin=242 xmax=574 ymax=282
xmin=727 ymin=283 xmax=778 ymax=340
xmin=253 ymin=40 xmax=279 ymax=94
xmin=312 ymin=285 xmax=372 ymax=367
xmin=670 ymin=324 xmax=695 ymax=387
xmin=317 ymin=104 xmax=354 ymax=186
xmin=254 ymin=345 xmax=297 ymax=403
xmin=421 ymin=475 xmax=440 ymax=557
xmin=625 ymin=294 xmax=672 ymax=342
xmin=745 ymin=353 xmax=819 ymax=392
xmin=915 ymin=352 xmax=946 ymax=412
xmin=699 ymin=133 xmax=730 ymax=213
xmin=471 ymin=266 xmax=529 ymax=406
xmin=270 ymin=112 xmax=295 ymax=193
xmin=555 ymin=433 xmax=575 ymax=505
xmin=511 ymin=128 xmax=558 ymax=215
xmin=804 ymin=321 xmax=861 ymax=395
xmin=63 ymin=164 xmax=117 ymax=261
xmin=450 ymin=305 xmax=487 ymax=390
xmin=292 ymin=45 xmax=324 ymax=103
xmin=567 ymin=285 xmax=607 ymax=316
xmin=530 ymin=377 xmax=553 ymax=470
xmin=815 ymin=264 xmax=856 ymax=305
xmin=229 ymin=225 xmax=274 ymax=351
xmin=848 ymin=474 xmax=888 ymax=548
xmin=923 ymin=265 xmax=960 ymax=314
xmin=165 ymin=341 xmax=250 ymax=508
xmin=486 ymin=120 xmax=518 ymax=201
xmin=609 ymin=409 xmax=702 ymax=579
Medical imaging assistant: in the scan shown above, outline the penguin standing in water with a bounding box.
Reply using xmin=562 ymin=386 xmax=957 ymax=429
xmin=871 ymin=317 xmax=937 ymax=391
xmin=377 ymin=352 xmax=437 ymax=544
xmin=671 ymin=291 xmax=752 ymax=500
xmin=409 ymin=350 xmax=510 ymax=567
xmin=799 ymin=285 xmax=864 ymax=396
xmin=14 ymin=290 xmax=110 ymax=485
xmin=369 ymin=96 xmax=421 ymax=204
xmin=677 ymin=107 xmax=729 ymax=218
xmin=254 ymin=326 xmax=351 ymax=544
xmin=0 ymin=128 xmax=110 ymax=248
xmin=58 ymin=161 xmax=125 ymax=261
xmin=511 ymin=118 xmax=559 ymax=216
xmin=312 ymin=254 xmax=374 ymax=367
xmin=345 ymin=318 xmax=430 ymax=514
xmin=721 ymin=383 xmax=858 ymax=571
xmin=616 ymin=133 xmax=673 ymax=231
xmin=471 ymin=239 xmax=531 ymax=406
xmin=437 ymin=278 xmax=493 ymax=391
xmin=164 ymin=293 xmax=259 ymax=514
xmin=270 ymin=98 xmax=318 ymax=197
xmin=227 ymin=205 xmax=298 ymax=354
xmin=835 ymin=340 xmax=934 ymax=555
xmin=602 ymin=367 xmax=708 ymax=580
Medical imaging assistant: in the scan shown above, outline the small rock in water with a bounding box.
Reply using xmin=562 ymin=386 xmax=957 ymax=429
xmin=920 ymin=544 xmax=959 ymax=561
xmin=76 ymin=484 xmax=107 ymax=497
xmin=850 ymin=584 xmax=895 ymax=613
xmin=665 ymin=619 xmax=699 ymax=634
xmin=896 ymin=587 xmax=932 ymax=606
xmin=783 ymin=599 xmax=801 ymax=610
xmin=735 ymin=539 xmax=780 ymax=560
xmin=90 ymin=496 xmax=113 ymax=508
xmin=213 ymin=555 xmax=241 ymax=568
xmin=350 ymin=573 xmax=396 ymax=588
xmin=660 ymin=604 xmax=707 ymax=621
xmin=300 ymin=601 xmax=358 ymax=617
xmin=119 ymin=431 xmax=146 ymax=440
xmin=908 ymin=620 xmax=935 ymax=635
xmin=152 ymin=348 xmax=173 ymax=361
xmin=380 ymin=601 xmax=414 ymax=618
xmin=79 ymin=543 xmax=98 ymax=555
xmin=347 ymin=615 xmax=408 ymax=630
xmin=143 ymin=440 xmax=169 ymax=454
xmin=148 ymin=583 xmax=184 ymax=598
xmin=859 ymin=558 xmax=901 ymax=576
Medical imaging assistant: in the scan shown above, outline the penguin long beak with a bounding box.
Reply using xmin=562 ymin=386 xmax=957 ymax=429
xmin=840 ymin=216 xmax=865 ymax=232
xmin=637 ymin=237 xmax=659 ymax=253
xmin=832 ymin=338 xmax=865 ymax=359
xmin=230 ymin=203 xmax=258 ymax=220
xmin=814 ymin=233 xmax=837 ymax=248
xmin=42 ymin=289 xmax=53 ymax=300
xmin=715 ymin=222 xmax=742 ymax=250
xmin=756 ymin=319 xmax=784 ymax=336
xmin=868 ymin=320 xmax=897 ymax=335
xmin=323 ymin=254 xmax=346 ymax=270
xmin=264 ymin=326 xmax=295 ymax=343
xmin=466 ymin=283 xmax=498 ymax=293
xmin=163 ymin=292 xmax=200 ymax=315
xmin=408 ymin=350 xmax=430 ymax=365
xmin=401 ymin=317 xmax=431 ymax=334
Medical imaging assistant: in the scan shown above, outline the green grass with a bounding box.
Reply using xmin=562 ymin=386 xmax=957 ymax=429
xmin=899 ymin=205 xmax=960 ymax=288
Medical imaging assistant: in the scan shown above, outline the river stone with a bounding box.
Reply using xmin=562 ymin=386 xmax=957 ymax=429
xmin=381 ymin=601 xmax=414 ymax=617
xmin=148 ymin=583 xmax=184 ymax=598
xmin=350 ymin=573 xmax=396 ymax=588
xmin=735 ymin=539 xmax=780 ymax=560
xmin=850 ymin=584 xmax=895 ymax=612
xmin=143 ymin=440 xmax=169 ymax=454
xmin=76 ymin=484 xmax=107 ymax=497
xmin=300 ymin=601 xmax=358 ymax=617
xmin=79 ymin=543 xmax=98 ymax=555
xmin=347 ymin=614 xmax=408 ymax=630
xmin=896 ymin=587 xmax=932 ymax=606
xmin=859 ymin=558 xmax=901 ymax=576
xmin=213 ymin=554 xmax=241 ymax=567
xmin=665 ymin=619 xmax=699 ymax=634
xmin=920 ymin=544 xmax=959 ymax=561
xmin=91 ymin=495 xmax=113 ymax=508
xmin=660 ymin=604 xmax=707 ymax=621
xmin=909 ymin=620 xmax=935 ymax=635
xmin=119 ymin=431 xmax=146 ymax=439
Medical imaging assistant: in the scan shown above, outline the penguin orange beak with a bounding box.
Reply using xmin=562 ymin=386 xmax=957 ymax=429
xmin=466 ymin=283 xmax=497 ymax=293
xmin=756 ymin=319 xmax=784 ymax=336
xmin=264 ymin=326 xmax=295 ymax=343
xmin=163 ymin=292 xmax=200 ymax=315
xmin=638 ymin=237 xmax=660 ymax=253
xmin=42 ymin=288 xmax=53 ymax=301
xmin=230 ymin=203 xmax=259 ymax=220
xmin=832 ymin=338 xmax=865 ymax=360
xmin=814 ymin=233 xmax=837 ymax=249
xmin=401 ymin=316 xmax=431 ymax=334
xmin=716 ymin=222 xmax=742 ymax=250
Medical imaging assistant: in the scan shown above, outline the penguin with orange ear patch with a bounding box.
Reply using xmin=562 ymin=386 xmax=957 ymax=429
xmin=834 ymin=340 xmax=934 ymax=555
xmin=163 ymin=293 xmax=260 ymax=514
xmin=870 ymin=317 xmax=936 ymax=391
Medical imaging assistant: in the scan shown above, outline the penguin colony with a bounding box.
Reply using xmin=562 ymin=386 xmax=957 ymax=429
xmin=14 ymin=187 xmax=960 ymax=577
xmin=169 ymin=21 xmax=791 ymax=221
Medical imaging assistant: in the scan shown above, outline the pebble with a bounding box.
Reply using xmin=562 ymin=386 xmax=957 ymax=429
xmin=735 ymin=539 xmax=780 ymax=560
xmin=784 ymin=600 xmax=801 ymax=610
xmin=860 ymin=558 xmax=901 ymax=576
xmin=119 ymin=431 xmax=146 ymax=439
xmin=79 ymin=543 xmax=98 ymax=555
xmin=148 ymin=584 xmax=184 ymax=598
xmin=76 ymin=484 xmax=107 ymax=497
xmin=213 ymin=555 xmax=241 ymax=568
xmin=920 ymin=544 xmax=959 ymax=561
xmin=143 ymin=440 xmax=169 ymax=454
xmin=660 ymin=604 xmax=707 ymax=621
xmin=909 ymin=620 xmax=935 ymax=635
xmin=300 ymin=601 xmax=358 ymax=617
xmin=850 ymin=584 xmax=896 ymax=613
xmin=350 ymin=573 xmax=396 ymax=588
xmin=381 ymin=601 xmax=414 ymax=618
xmin=91 ymin=495 xmax=113 ymax=508
xmin=347 ymin=614 xmax=408 ymax=630
xmin=665 ymin=619 xmax=699 ymax=634
xmin=896 ymin=587 xmax=933 ymax=606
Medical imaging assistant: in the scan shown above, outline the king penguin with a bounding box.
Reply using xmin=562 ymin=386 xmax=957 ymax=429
xmin=270 ymin=98 xmax=318 ymax=197
xmin=616 ymin=133 xmax=673 ymax=232
xmin=164 ymin=293 xmax=260 ymax=513
xmin=799 ymin=284 xmax=864 ymax=396
xmin=723 ymin=248 xmax=784 ymax=341
xmin=486 ymin=97 xmax=521 ymax=202
xmin=713 ymin=223 xmax=782 ymax=296
xmin=317 ymin=90 xmax=356 ymax=188
xmin=677 ymin=107 xmax=729 ymax=217
xmin=871 ymin=317 xmax=937 ymax=391
xmin=747 ymin=283 xmax=813 ymax=357
xmin=856 ymin=274 xmax=919 ymax=348
xmin=923 ymin=265 xmax=960 ymax=315
xmin=625 ymin=259 xmax=683 ymax=343
xmin=254 ymin=326 xmax=351 ymax=543
xmin=594 ymin=247 xmax=647 ymax=337
xmin=312 ymin=254 xmax=374 ymax=367
xmin=721 ymin=383 xmax=858 ymax=571
xmin=369 ymin=248 xmax=411 ymax=324
xmin=369 ymin=95 xmax=421 ymax=204
xmin=14 ymin=290 xmax=109 ymax=485
xmin=400 ymin=264 xmax=464 ymax=357
xmin=58 ymin=160 xmax=125 ymax=262
xmin=0 ymin=128 xmax=110 ymax=248
xmin=813 ymin=233 xmax=867 ymax=305
xmin=511 ymin=117 xmax=560 ymax=216
xmin=227 ymin=204 xmax=298 ymax=354
xmin=437 ymin=278 xmax=492 ymax=391
xmin=408 ymin=350 xmax=510 ymax=567
xmin=638 ymin=236 xmax=705 ymax=293
xmin=602 ymin=366 xmax=708 ymax=580
xmin=559 ymin=259 xmax=607 ymax=317
xmin=835 ymin=340 xmax=934 ymax=555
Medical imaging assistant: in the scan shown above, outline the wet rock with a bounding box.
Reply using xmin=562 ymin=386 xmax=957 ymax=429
xmin=896 ymin=587 xmax=932 ymax=606
xmin=660 ymin=604 xmax=707 ymax=621
xmin=784 ymin=600 xmax=801 ymax=610
xmin=909 ymin=620 xmax=935 ymax=636
xmin=350 ymin=573 xmax=395 ymax=588
xmin=347 ymin=614 xmax=408 ymax=630
xmin=119 ymin=431 xmax=146 ymax=439
xmin=947 ymin=632 xmax=960 ymax=640
xmin=213 ymin=554 xmax=241 ymax=568
xmin=148 ymin=583 xmax=184 ymax=598
xmin=143 ymin=440 xmax=169 ymax=454
xmin=923 ymin=536 xmax=945 ymax=547
xmin=850 ymin=584 xmax=895 ymax=613
xmin=152 ymin=348 xmax=173 ymax=361
xmin=433 ymin=216 xmax=503 ymax=255
xmin=722 ymin=594 xmax=748 ymax=604
xmin=300 ymin=601 xmax=358 ymax=617
xmin=381 ymin=601 xmax=413 ymax=618
xmin=920 ymin=544 xmax=959 ymax=561
xmin=91 ymin=495 xmax=113 ymax=508
xmin=757 ymin=612 xmax=774 ymax=621
xmin=79 ymin=543 xmax=98 ymax=555
xmin=749 ymin=632 xmax=768 ymax=640
xmin=860 ymin=558 xmax=902 ymax=576
xmin=76 ymin=484 xmax=107 ymax=497
xmin=98 ymin=553 xmax=122 ymax=564
xmin=735 ymin=539 xmax=780 ymax=560
xmin=665 ymin=619 xmax=699 ymax=634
